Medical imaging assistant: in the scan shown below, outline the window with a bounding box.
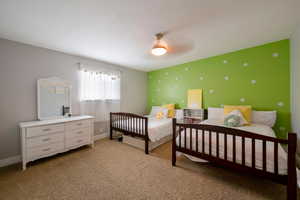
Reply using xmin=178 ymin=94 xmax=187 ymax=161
xmin=80 ymin=70 xmax=120 ymax=101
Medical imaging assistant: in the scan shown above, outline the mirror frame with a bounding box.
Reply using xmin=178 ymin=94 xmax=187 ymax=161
xmin=37 ymin=77 xmax=72 ymax=120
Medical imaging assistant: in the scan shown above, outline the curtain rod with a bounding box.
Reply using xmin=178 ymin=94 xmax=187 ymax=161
xmin=77 ymin=62 xmax=122 ymax=74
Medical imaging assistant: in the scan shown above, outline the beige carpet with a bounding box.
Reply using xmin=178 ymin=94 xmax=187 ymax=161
xmin=0 ymin=139 xmax=297 ymax=200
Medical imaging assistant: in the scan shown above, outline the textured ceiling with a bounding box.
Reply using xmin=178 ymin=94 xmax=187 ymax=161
xmin=0 ymin=0 xmax=299 ymax=71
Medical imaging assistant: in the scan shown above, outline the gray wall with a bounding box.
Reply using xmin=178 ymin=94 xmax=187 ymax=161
xmin=0 ymin=38 xmax=147 ymax=160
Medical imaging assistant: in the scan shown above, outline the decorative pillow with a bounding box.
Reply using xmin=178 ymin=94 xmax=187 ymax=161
xmin=208 ymin=107 xmax=224 ymax=120
xmin=224 ymin=110 xmax=248 ymax=127
xmin=162 ymin=104 xmax=175 ymax=118
xmin=156 ymin=111 xmax=164 ymax=119
xmin=155 ymin=108 xmax=168 ymax=119
xmin=224 ymin=105 xmax=252 ymax=124
xmin=252 ymin=110 xmax=276 ymax=127
xmin=149 ymin=106 xmax=161 ymax=117
xmin=224 ymin=115 xmax=241 ymax=127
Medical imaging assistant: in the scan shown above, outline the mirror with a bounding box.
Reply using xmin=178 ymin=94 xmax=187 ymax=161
xmin=37 ymin=77 xmax=72 ymax=120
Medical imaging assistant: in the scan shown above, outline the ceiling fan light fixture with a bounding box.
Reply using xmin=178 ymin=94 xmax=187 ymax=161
xmin=151 ymin=33 xmax=167 ymax=56
xmin=151 ymin=44 xmax=167 ymax=56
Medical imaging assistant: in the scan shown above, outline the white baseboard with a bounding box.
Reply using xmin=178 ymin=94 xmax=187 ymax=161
xmin=94 ymin=132 xmax=109 ymax=141
xmin=0 ymin=135 xmax=107 ymax=168
xmin=0 ymin=155 xmax=21 ymax=168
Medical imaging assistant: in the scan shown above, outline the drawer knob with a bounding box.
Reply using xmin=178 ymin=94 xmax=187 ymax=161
xmin=42 ymin=148 xmax=51 ymax=152
xmin=42 ymin=138 xmax=51 ymax=142
xmin=42 ymin=128 xmax=51 ymax=132
xmin=77 ymin=123 xmax=82 ymax=126
xmin=77 ymin=139 xmax=82 ymax=143
xmin=77 ymin=131 xmax=83 ymax=134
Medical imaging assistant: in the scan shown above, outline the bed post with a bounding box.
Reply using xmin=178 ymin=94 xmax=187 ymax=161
xmin=145 ymin=117 xmax=149 ymax=154
xmin=287 ymin=132 xmax=297 ymax=200
xmin=110 ymin=112 xmax=113 ymax=140
xmin=172 ymin=118 xmax=177 ymax=166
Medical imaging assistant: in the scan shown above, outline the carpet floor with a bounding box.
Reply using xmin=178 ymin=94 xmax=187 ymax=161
xmin=0 ymin=138 xmax=298 ymax=200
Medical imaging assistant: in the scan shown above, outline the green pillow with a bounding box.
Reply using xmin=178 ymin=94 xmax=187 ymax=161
xmin=224 ymin=114 xmax=241 ymax=127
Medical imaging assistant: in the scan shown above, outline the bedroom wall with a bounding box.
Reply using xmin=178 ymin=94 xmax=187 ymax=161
xmin=291 ymin=25 xmax=300 ymax=136
xmin=0 ymin=38 xmax=147 ymax=160
xmin=148 ymin=40 xmax=290 ymax=138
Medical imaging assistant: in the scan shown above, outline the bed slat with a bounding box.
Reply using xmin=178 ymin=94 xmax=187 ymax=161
xmin=196 ymin=129 xmax=199 ymax=153
xmin=242 ymin=136 xmax=245 ymax=166
xmin=263 ymin=140 xmax=266 ymax=172
xmin=252 ymin=138 xmax=256 ymax=168
xmin=184 ymin=128 xmax=187 ymax=149
xmin=190 ymin=128 xmax=192 ymax=150
xmin=224 ymin=133 xmax=227 ymax=160
xmin=202 ymin=130 xmax=205 ymax=153
xmin=233 ymin=135 xmax=236 ymax=163
xmin=179 ymin=125 xmax=181 ymax=148
xmin=216 ymin=132 xmax=219 ymax=158
xmin=274 ymin=142 xmax=278 ymax=175
xmin=209 ymin=131 xmax=212 ymax=156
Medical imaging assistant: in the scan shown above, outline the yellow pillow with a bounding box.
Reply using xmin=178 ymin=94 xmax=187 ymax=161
xmin=162 ymin=104 xmax=175 ymax=118
xmin=224 ymin=105 xmax=252 ymax=124
xmin=156 ymin=111 xmax=164 ymax=119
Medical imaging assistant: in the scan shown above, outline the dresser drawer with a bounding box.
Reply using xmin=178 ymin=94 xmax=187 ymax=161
xmin=65 ymin=135 xmax=91 ymax=148
xmin=66 ymin=120 xmax=91 ymax=130
xmin=27 ymin=133 xmax=64 ymax=148
xmin=27 ymin=142 xmax=64 ymax=159
xmin=66 ymin=127 xmax=90 ymax=138
xmin=26 ymin=124 xmax=65 ymax=138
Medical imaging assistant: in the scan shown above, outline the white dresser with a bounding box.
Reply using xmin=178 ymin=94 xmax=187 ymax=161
xmin=19 ymin=115 xmax=94 ymax=170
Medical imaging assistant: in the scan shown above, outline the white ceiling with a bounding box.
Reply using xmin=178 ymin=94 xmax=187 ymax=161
xmin=0 ymin=0 xmax=299 ymax=71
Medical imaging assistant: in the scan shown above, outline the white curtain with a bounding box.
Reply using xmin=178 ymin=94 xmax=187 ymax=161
xmin=79 ymin=69 xmax=121 ymax=122
xmin=80 ymin=70 xmax=120 ymax=101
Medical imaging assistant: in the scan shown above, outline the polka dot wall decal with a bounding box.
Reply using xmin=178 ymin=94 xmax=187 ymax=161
xmin=209 ymin=89 xmax=214 ymax=94
xmin=240 ymin=98 xmax=245 ymax=102
xmin=157 ymin=88 xmax=160 ymax=92
xmin=251 ymin=80 xmax=257 ymax=84
xmin=185 ymin=67 xmax=190 ymax=71
xmin=277 ymin=102 xmax=284 ymax=107
xmin=220 ymin=104 xmax=224 ymax=107
xmin=243 ymin=62 xmax=249 ymax=67
xmin=181 ymin=100 xmax=185 ymax=103
xmin=199 ymin=76 xmax=204 ymax=80
xmin=279 ymin=126 xmax=286 ymax=131
xmin=175 ymin=77 xmax=179 ymax=81
xmin=223 ymin=60 xmax=228 ymax=64
xmin=158 ymin=80 xmax=161 ymax=83
xmin=165 ymin=72 xmax=168 ymax=75
xmin=272 ymin=52 xmax=279 ymax=58
xmin=224 ymin=76 xmax=229 ymax=80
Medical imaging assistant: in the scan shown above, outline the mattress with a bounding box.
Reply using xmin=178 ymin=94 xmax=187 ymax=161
xmin=176 ymin=119 xmax=289 ymax=175
xmin=113 ymin=117 xmax=172 ymax=142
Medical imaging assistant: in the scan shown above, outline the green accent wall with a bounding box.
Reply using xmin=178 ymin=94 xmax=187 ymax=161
xmin=147 ymin=39 xmax=290 ymax=138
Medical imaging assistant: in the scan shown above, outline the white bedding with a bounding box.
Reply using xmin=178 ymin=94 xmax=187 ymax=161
xmin=176 ymin=119 xmax=289 ymax=175
xmin=114 ymin=117 xmax=172 ymax=142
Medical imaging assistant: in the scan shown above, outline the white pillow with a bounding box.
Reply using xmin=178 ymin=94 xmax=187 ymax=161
xmin=149 ymin=106 xmax=169 ymax=119
xmin=224 ymin=110 xmax=248 ymax=126
xmin=252 ymin=110 xmax=276 ymax=127
xmin=149 ymin=106 xmax=161 ymax=117
xmin=208 ymin=107 xmax=224 ymax=120
xmin=175 ymin=109 xmax=184 ymax=119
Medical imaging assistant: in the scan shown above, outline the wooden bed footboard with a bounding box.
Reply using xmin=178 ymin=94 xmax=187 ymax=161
xmin=110 ymin=112 xmax=149 ymax=154
xmin=172 ymin=118 xmax=297 ymax=200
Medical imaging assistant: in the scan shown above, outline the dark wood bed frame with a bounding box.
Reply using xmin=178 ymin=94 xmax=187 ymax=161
xmin=172 ymin=118 xmax=297 ymax=200
xmin=110 ymin=112 xmax=149 ymax=154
